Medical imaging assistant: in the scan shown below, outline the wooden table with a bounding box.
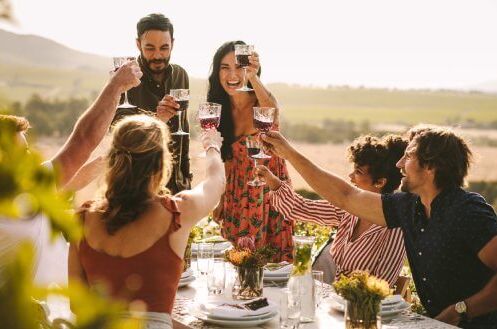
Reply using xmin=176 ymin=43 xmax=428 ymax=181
xmin=172 ymin=264 xmax=457 ymax=329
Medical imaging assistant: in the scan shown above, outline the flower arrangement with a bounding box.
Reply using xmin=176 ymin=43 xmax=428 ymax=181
xmin=225 ymin=236 xmax=275 ymax=268
xmin=225 ymin=236 xmax=276 ymax=300
xmin=333 ymin=271 xmax=391 ymax=329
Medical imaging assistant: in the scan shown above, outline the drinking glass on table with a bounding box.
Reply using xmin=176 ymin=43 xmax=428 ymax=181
xmin=252 ymin=107 xmax=275 ymax=159
xmin=280 ymin=287 xmax=301 ymax=329
xmin=234 ymin=44 xmax=254 ymax=92
xmin=170 ymin=89 xmax=190 ymax=136
xmin=207 ymin=258 xmax=226 ymax=295
xmin=112 ymin=56 xmax=137 ymax=109
xmin=246 ymin=135 xmax=265 ymax=187
xmin=312 ymin=270 xmax=324 ymax=308
xmin=196 ymin=243 xmax=214 ymax=276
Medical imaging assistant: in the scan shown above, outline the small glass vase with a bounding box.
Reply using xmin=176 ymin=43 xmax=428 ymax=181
xmin=232 ymin=266 xmax=264 ymax=300
xmin=345 ymin=300 xmax=382 ymax=329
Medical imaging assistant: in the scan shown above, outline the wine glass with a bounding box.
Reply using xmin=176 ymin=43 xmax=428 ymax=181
xmin=112 ymin=57 xmax=137 ymax=109
xmin=246 ymin=135 xmax=265 ymax=187
xmin=252 ymin=107 xmax=275 ymax=159
xmin=234 ymin=44 xmax=254 ymax=92
xmin=170 ymin=89 xmax=190 ymax=136
xmin=197 ymin=102 xmax=222 ymax=158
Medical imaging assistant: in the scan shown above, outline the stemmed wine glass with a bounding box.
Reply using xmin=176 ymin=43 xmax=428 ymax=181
xmin=197 ymin=102 xmax=222 ymax=157
xmin=234 ymin=44 xmax=254 ymax=92
xmin=246 ymin=135 xmax=265 ymax=187
xmin=112 ymin=57 xmax=137 ymax=109
xmin=170 ymin=89 xmax=190 ymax=136
xmin=252 ymin=107 xmax=275 ymax=159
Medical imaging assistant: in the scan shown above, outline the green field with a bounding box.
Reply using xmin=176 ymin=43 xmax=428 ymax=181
xmin=2 ymin=64 xmax=497 ymax=127
xmin=269 ymin=85 xmax=497 ymax=125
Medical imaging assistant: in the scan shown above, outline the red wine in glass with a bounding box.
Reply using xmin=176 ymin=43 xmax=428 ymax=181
xmin=236 ymin=54 xmax=250 ymax=67
xmin=177 ymin=100 xmax=189 ymax=112
xmin=253 ymin=118 xmax=273 ymax=132
xmin=199 ymin=116 xmax=220 ymax=130
xmin=247 ymin=147 xmax=261 ymax=158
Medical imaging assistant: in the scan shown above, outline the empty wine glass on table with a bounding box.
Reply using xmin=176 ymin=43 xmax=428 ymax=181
xmin=312 ymin=270 xmax=324 ymax=309
xmin=246 ymin=135 xmax=265 ymax=187
xmin=112 ymin=57 xmax=137 ymax=109
xmin=234 ymin=44 xmax=254 ymax=92
xmin=170 ymin=89 xmax=190 ymax=136
xmin=207 ymin=258 xmax=226 ymax=295
xmin=197 ymin=102 xmax=222 ymax=157
xmin=252 ymin=107 xmax=275 ymax=159
xmin=280 ymin=287 xmax=301 ymax=329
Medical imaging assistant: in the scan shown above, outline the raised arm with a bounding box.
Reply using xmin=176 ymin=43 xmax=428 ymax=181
xmin=262 ymin=131 xmax=387 ymax=227
xmin=51 ymin=61 xmax=142 ymax=187
xmin=256 ymin=165 xmax=343 ymax=227
xmin=62 ymin=156 xmax=105 ymax=191
xmin=174 ymin=130 xmax=225 ymax=226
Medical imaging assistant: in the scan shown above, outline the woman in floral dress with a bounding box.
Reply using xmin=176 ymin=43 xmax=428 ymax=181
xmin=208 ymin=41 xmax=293 ymax=262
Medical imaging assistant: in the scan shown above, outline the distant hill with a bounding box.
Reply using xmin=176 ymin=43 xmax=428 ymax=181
xmin=0 ymin=29 xmax=109 ymax=71
xmin=1 ymin=28 xmax=497 ymax=127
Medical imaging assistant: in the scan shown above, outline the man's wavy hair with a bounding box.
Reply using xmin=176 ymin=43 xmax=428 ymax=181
xmin=100 ymin=114 xmax=172 ymax=234
xmin=407 ymin=124 xmax=472 ymax=190
xmin=347 ymin=134 xmax=408 ymax=193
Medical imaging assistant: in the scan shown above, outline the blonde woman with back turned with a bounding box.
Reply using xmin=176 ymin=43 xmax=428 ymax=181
xmin=68 ymin=114 xmax=225 ymax=329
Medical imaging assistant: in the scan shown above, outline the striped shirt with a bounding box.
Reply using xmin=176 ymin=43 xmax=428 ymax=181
xmin=270 ymin=182 xmax=406 ymax=286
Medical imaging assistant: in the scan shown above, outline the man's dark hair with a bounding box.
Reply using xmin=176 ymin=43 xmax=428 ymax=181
xmin=408 ymin=124 xmax=472 ymax=190
xmin=137 ymin=13 xmax=174 ymax=40
xmin=348 ymin=134 xmax=408 ymax=193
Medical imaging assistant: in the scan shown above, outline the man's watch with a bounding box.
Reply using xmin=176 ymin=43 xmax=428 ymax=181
xmin=455 ymin=301 xmax=468 ymax=322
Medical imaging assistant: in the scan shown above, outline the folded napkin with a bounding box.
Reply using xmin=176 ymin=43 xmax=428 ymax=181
xmin=199 ymin=299 xmax=276 ymax=318
xmin=264 ymin=262 xmax=293 ymax=276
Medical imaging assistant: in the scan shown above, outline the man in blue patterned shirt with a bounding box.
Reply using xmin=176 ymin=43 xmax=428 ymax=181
xmin=262 ymin=124 xmax=497 ymax=329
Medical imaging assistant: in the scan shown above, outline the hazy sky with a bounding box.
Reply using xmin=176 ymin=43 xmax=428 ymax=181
xmin=2 ymin=0 xmax=497 ymax=89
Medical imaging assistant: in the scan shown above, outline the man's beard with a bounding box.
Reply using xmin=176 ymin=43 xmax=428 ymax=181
xmin=141 ymin=52 xmax=170 ymax=74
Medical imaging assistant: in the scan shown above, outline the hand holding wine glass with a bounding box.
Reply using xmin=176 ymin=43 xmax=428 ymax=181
xmin=234 ymin=44 xmax=255 ymax=92
xmin=156 ymin=95 xmax=180 ymax=122
xmin=200 ymin=129 xmax=223 ymax=154
xmin=255 ymin=165 xmax=282 ymax=191
xmin=112 ymin=57 xmax=138 ymax=108
xmin=246 ymin=135 xmax=265 ymax=187
xmin=260 ymin=131 xmax=294 ymax=160
xmin=245 ymin=51 xmax=260 ymax=81
xmin=170 ymin=89 xmax=190 ymax=136
xmin=252 ymin=107 xmax=275 ymax=159
xmin=109 ymin=60 xmax=142 ymax=94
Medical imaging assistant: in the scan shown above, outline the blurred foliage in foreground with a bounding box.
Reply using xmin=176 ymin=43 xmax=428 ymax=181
xmin=0 ymin=117 xmax=142 ymax=328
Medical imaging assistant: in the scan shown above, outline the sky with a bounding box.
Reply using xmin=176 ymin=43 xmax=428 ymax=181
xmin=1 ymin=0 xmax=497 ymax=89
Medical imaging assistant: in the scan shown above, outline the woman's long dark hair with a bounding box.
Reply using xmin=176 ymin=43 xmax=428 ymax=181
xmin=207 ymin=40 xmax=261 ymax=161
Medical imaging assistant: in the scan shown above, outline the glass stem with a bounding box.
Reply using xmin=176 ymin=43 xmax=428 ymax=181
xmin=243 ymin=67 xmax=248 ymax=88
xmin=123 ymin=90 xmax=130 ymax=105
xmin=253 ymin=158 xmax=258 ymax=182
xmin=177 ymin=110 xmax=183 ymax=132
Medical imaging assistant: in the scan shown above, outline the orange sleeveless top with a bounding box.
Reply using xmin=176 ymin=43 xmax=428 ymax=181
xmin=77 ymin=197 xmax=183 ymax=314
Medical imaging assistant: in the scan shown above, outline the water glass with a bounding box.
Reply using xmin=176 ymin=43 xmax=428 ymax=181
xmin=207 ymin=258 xmax=226 ymax=295
xmin=196 ymin=243 xmax=214 ymax=276
xmin=280 ymin=287 xmax=301 ymax=329
xmin=312 ymin=270 xmax=324 ymax=308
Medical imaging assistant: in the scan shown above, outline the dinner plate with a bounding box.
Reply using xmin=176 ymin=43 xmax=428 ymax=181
xmin=177 ymin=275 xmax=195 ymax=288
xmin=192 ymin=301 xmax=278 ymax=321
xmin=327 ymin=297 xmax=410 ymax=318
xmin=191 ymin=308 xmax=277 ymax=327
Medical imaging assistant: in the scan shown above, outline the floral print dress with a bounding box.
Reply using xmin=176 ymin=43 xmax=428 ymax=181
xmin=219 ymin=135 xmax=294 ymax=262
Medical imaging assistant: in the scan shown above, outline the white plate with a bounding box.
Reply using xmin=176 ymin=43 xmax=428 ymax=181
xmin=327 ymin=298 xmax=410 ymax=318
xmin=181 ymin=267 xmax=194 ymax=279
xmin=191 ymin=308 xmax=277 ymax=327
xmin=178 ymin=275 xmax=195 ymax=288
xmin=192 ymin=301 xmax=278 ymax=321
